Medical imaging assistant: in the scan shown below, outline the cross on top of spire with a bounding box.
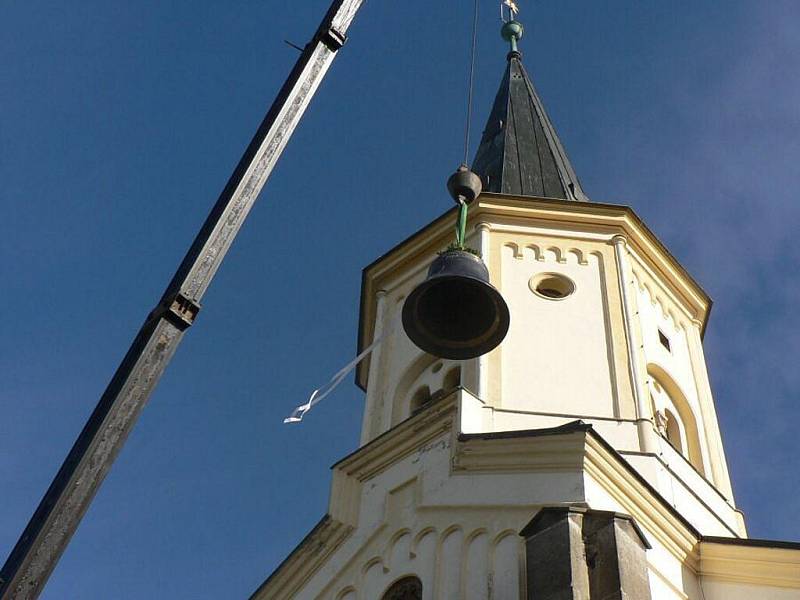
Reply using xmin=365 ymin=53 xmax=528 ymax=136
xmin=502 ymin=0 xmax=519 ymax=21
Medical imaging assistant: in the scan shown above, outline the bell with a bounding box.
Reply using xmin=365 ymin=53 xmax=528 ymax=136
xmin=402 ymin=249 xmax=510 ymax=359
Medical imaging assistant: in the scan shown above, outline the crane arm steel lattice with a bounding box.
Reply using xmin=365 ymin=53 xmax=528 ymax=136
xmin=0 ymin=2 xmax=365 ymax=598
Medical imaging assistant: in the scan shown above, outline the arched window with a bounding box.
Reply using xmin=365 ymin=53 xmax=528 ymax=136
xmin=647 ymin=365 xmax=705 ymax=475
xmin=381 ymin=576 xmax=422 ymax=600
xmin=410 ymin=386 xmax=431 ymax=414
xmin=443 ymin=365 xmax=461 ymax=390
xmin=394 ymin=357 xmax=460 ymax=424
xmin=663 ymin=408 xmax=683 ymax=454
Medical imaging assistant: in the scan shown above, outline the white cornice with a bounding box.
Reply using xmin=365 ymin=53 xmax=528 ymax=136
xmin=332 ymin=395 xmax=457 ymax=484
xmin=453 ymin=431 xmax=587 ymax=473
xmin=582 ymin=433 xmax=701 ymax=568
xmin=699 ymin=539 xmax=800 ymax=589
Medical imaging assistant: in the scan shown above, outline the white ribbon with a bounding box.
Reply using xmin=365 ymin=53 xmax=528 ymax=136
xmin=284 ymin=317 xmax=399 ymax=424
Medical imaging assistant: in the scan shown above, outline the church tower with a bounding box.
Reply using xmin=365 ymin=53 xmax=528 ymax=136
xmin=253 ymin=18 xmax=800 ymax=600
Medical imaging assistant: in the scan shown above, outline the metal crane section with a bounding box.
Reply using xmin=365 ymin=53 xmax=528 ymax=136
xmin=0 ymin=1 xmax=366 ymax=598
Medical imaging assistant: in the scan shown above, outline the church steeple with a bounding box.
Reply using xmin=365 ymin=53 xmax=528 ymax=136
xmin=253 ymin=9 xmax=800 ymax=600
xmin=472 ymin=20 xmax=588 ymax=202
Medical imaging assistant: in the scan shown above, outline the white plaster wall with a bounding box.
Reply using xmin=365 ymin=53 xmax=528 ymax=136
xmin=363 ymin=224 xmax=630 ymax=443
xmin=276 ymin=417 xmax=784 ymax=600
xmin=305 ymin=444 xmax=535 ymax=599
xmin=499 ymin=243 xmax=616 ymax=418
xmin=647 ymin=568 xmax=690 ymax=600
xmin=324 ymin=525 xmax=524 ymax=600
xmin=312 ymin=451 xmax=770 ymax=600
xmin=314 ymin=475 xmax=790 ymax=600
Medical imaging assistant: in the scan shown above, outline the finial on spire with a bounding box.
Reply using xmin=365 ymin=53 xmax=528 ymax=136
xmin=471 ymin=6 xmax=589 ymax=202
xmin=501 ymin=19 xmax=524 ymax=55
xmin=500 ymin=0 xmax=523 ymax=56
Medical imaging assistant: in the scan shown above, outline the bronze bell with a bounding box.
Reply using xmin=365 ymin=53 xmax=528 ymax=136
xmin=402 ymin=166 xmax=510 ymax=359
xmin=402 ymin=249 xmax=510 ymax=360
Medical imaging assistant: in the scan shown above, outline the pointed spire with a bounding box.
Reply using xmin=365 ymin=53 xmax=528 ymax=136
xmin=472 ymin=19 xmax=588 ymax=202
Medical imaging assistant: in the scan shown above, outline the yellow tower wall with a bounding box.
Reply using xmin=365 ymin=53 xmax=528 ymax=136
xmin=357 ymin=194 xmax=743 ymax=538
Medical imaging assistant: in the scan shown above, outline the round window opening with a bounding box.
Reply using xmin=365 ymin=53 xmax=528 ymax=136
xmin=529 ymin=273 xmax=575 ymax=300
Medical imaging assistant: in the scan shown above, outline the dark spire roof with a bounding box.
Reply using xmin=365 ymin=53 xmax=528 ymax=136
xmin=472 ymin=23 xmax=588 ymax=202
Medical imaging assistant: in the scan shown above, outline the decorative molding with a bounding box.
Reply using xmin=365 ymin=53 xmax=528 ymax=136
xmin=249 ymin=516 xmax=354 ymax=600
xmin=502 ymin=241 xmax=592 ymax=265
xmin=357 ymin=196 xmax=713 ymax=390
xmin=632 ymin=270 xmax=684 ymax=329
xmin=334 ymin=585 xmax=356 ymax=600
xmin=567 ymin=247 xmax=590 ymax=265
xmin=629 ymin=252 xmax=697 ymax=329
xmin=455 ymin=422 xmax=707 ymax=568
xmin=583 ymin=433 xmax=701 ymax=569
xmin=503 ymin=241 xmax=523 ymax=259
xmin=699 ymin=539 xmax=800 ymax=589
xmin=410 ymin=527 xmax=437 ymax=559
xmin=453 ymin=429 xmax=588 ymax=474
xmin=593 ymin=248 xmax=625 ymax=419
xmin=381 ymin=529 xmax=412 ymax=573
xmin=334 ymin=394 xmax=457 ymax=484
xmin=254 ymin=402 xmax=765 ymax=599
xmin=362 ymin=288 xmax=388 ymax=443
xmin=612 ymin=235 xmax=655 ymax=452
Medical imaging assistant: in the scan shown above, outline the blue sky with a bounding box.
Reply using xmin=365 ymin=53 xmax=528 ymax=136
xmin=2 ymin=1 xmax=798 ymax=598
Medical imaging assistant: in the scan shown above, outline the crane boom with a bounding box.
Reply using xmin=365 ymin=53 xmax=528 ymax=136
xmin=0 ymin=2 xmax=365 ymax=598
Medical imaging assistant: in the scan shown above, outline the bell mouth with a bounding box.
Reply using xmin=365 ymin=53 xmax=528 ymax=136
xmin=402 ymin=251 xmax=510 ymax=359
